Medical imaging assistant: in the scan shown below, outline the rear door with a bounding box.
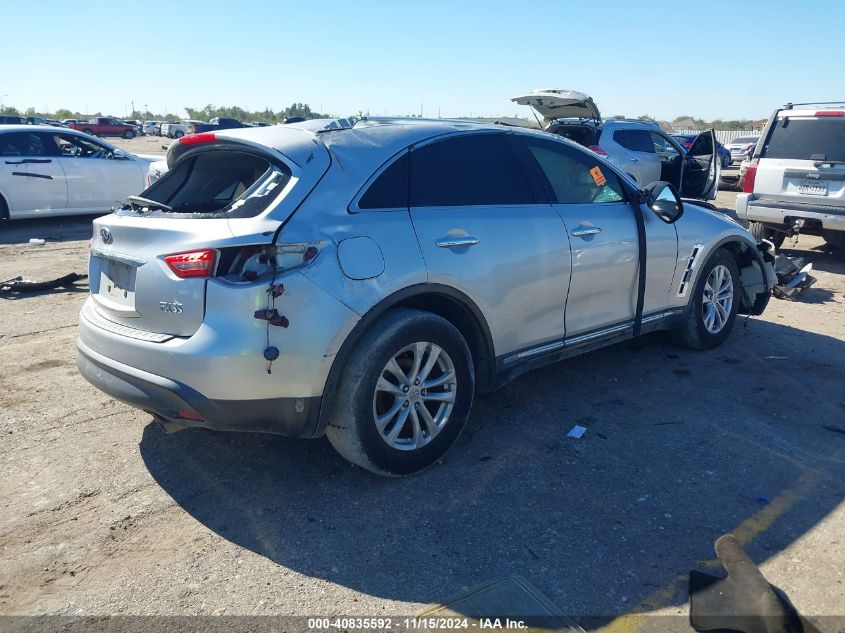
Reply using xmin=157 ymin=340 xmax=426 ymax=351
xmin=408 ymin=132 xmax=572 ymax=355
xmin=0 ymin=131 xmax=67 ymax=217
xmin=680 ymin=130 xmax=719 ymax=199
xmin=753 ymin=111 xmax=845 ymax=207
xmin=609 ymin=128 xmax=661 ymax=184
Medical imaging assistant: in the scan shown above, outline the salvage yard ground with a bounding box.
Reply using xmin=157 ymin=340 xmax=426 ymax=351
xmin=1 ymin=146 xmax=843 ymax=629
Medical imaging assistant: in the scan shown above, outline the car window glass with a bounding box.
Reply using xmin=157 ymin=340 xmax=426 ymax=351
xmin=651 ymin=133 xmax=680 ymax=158
xmin=54 ymin=134 xmax=111 ymax=158
xmin=359 ymin=152 xmax=409 ymax=209
xmin=0 ymin=132 xmax=57 ymax=157
xmin=411 ymin=134 xmax=534 ymax=207
xmin=525 ymin=140 xmax=625 ymax=204
xmin=613 ymin=129 xmax=655 ymax=153
xmin=762 ymin=117 xmax=845 ymax=161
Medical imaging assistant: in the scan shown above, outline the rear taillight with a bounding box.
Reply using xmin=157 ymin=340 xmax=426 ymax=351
xmin=743 ymin=159 xmax=758 ymax=193
xmin=179 ymin=132 xmax=216 ymax=145
xmin=587 ymin=144 xmax=608 ymax=157
xmin=164 ymin=249 xmax=217 ymax=278
xmin=227 ymin=243 xmax=321 ymax=279
xmin=683 ymin=141 xmax=693 ymax=149
xmin=815 ymin=110 xmax=845 ymax=117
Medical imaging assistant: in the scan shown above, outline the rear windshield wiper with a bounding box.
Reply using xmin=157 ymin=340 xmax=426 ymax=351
xmin=126 ymin=195 xmax=173 ymax=212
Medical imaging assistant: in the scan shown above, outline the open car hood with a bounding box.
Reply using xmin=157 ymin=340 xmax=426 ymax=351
xmin=511 ymin=89 xmax=602 ymax=122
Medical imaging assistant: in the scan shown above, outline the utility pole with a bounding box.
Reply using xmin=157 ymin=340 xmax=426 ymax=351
xmin=131 ymin=100 xmax=135 ymax=117
xmin=420 ymin=102 xmax=423 ymax=117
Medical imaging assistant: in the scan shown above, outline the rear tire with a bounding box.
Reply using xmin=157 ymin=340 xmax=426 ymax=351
xmin=673 ymin=248 xmax=741 ymax=350
xmin=0 ymin=195 xmax=9 ymax=221
xmin=83 ymin=128 xmax=94 ymax=136
xmin=123 ymin=130 xmax=135 ymax=139
xmin=721 ymin=153 xmax=730 ymax=168
xmin=748 ymin=221 xmax=786 ymax=249
xmin=174 ymin=131 xmax=184 ymax=138
xmin=326 ymin=309 xmax=475 ymax=476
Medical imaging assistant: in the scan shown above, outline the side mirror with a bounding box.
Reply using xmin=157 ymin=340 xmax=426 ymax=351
xmin=644 ymin=181 xmax=684 ymax=223
xmin=111 ymin=149 xmax=127 ymax=160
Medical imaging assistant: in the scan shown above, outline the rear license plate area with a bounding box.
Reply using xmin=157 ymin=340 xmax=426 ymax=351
xmin=98 ymin=260 xmax=136 ymax=308
xmin=797 ymin=179 xmax=828 ymax=196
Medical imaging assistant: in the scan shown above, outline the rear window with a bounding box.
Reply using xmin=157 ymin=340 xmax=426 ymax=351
xmin=762 ymin=117 xmax=845 ymax=161
xmin=613 ymin=129 xmax=655 ymax=153
xmin=732 ymin=136 xmax=758 ymax=144
xmin=410 ymin=134 xmax=534 ymax=207
xmin=358 ymin=152 xmax=409 ymax=209
xmin=137 ymin=150 xmax=290 ymax=217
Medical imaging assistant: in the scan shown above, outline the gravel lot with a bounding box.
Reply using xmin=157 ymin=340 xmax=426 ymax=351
xmin=1 ymin=146 xmax=843 ymax=630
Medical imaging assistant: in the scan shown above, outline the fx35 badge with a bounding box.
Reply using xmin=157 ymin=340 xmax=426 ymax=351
xmin=159 ymin=301 xmax=184 ymax=313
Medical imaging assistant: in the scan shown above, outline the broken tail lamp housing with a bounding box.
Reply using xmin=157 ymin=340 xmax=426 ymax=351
xmin=231 ymin=243 xmax=320 ymax=280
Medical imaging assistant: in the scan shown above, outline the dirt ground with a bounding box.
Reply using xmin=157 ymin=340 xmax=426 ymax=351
xmin=1 ymin=160 xmax=843 ymax=630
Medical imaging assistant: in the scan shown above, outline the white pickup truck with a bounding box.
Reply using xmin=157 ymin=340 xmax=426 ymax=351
xmin=160 ymin=120 xmax=204 ymax=138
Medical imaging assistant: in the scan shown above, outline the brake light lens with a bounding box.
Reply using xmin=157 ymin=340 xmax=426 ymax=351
xmin=743 ymin=159 xmax=758 ymax=193
xmin=814 ymin=110 xmax=845 ymax=117
xmin=587 ymin=144 xmax=608 ymax=157
xmin=683 ymin=141 xmax=693 ymax=149
xmin=164 ymin=249 xmax=217 ymax=278
xmin=179 ymin=132 xmax=217 ymax=145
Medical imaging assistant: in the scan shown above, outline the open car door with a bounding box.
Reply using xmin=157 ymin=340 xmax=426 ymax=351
xmin=680 ymin=129 xmax=719 ymax=200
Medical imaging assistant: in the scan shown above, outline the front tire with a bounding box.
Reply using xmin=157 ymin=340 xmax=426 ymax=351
xmin=326 ymin=309 xmax=475 ymax=476
xmin=174 ymin=131 xmax=184 ymax=138
xmin=123 ymin=130 xmax=135 ymax=139
xmin=673 ymin=248 xmax=740 ymax=350
xmin=721 ymin=153 xmax=731 ymax=168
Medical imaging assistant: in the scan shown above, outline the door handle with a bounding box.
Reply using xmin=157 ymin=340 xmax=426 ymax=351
xmin=571 ymin=226 xmax=602 ymax=237
xmin=435 ymin=236 xmax=480 ymax=248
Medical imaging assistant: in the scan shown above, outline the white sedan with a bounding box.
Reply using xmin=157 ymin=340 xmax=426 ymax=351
xmin=0 ymin=125 xmax=162 ymax=220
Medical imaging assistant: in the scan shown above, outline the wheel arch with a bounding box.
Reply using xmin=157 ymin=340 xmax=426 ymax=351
xmin=692 ymin=236 xmax=773 ymax=317
xmin=314 ymin=283 xmax=496 ymax=437
xmin=0 ymin=189 xmax=10 ymax=220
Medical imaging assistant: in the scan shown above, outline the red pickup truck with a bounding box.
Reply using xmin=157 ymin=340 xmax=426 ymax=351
xmin=69 ymin=117 xmax=138 ymax=139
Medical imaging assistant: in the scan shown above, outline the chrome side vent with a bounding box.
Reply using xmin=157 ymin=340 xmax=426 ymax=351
xmin=677 ymin=243 xmax=703 ymax=297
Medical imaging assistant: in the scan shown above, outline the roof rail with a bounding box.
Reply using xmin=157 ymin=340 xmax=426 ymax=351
xmin=783 ymin=101 xmax=845 ymax=110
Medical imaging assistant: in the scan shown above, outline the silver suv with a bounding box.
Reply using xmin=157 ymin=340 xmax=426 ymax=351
xmin=77 ymin=118 xmax=775 ymax=476
xmin=736 ymin=102 xmax=845 ymax=249
xmin=512 ymin=89 xmax=719 ymax=198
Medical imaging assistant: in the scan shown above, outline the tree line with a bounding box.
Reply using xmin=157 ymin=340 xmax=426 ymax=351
xmin=0 ymin=103 xmax=330 ymax=124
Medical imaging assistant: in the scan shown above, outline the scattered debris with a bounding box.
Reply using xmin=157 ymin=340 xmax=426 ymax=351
xmin=772 ymin=254 xmax=816 ymax=300
xmin=566 ymin=425 xmax=586 ymax=439
xmin=1 ymin=273 xmax=88 ymax=294
xmin=28 ymin=238 xmax=46 ymax=245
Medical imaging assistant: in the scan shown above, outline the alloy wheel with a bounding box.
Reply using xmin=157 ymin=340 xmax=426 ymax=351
xmin=702 ymin=264 xmax=734 ymax=334
xmin=372 ymin=342 xmax=457 ymax=451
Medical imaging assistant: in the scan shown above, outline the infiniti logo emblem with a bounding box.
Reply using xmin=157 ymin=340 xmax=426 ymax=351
xmin=99 ymin=228 xmax=113 ymax=244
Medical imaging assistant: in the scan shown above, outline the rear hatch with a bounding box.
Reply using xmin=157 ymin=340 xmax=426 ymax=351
xmin=753 ymin=110 xmax=845 ymax=208
xmin=87 ymin=128 xmax=330 ymax=337
xmin=511 ymin=89 xmax=602 ymax=123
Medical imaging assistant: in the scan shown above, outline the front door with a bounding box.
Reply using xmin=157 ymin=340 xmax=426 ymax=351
xmin=681 ymin=130 xmax=718 ymax=199
xmin=407 ymin=133 xmax=572 ymax=357
xmin=52 ymin=132 xmax=140 ymax=212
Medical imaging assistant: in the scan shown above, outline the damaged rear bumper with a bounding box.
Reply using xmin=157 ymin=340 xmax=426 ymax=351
xmin=77 ymin=338 xmax=321 ymax=437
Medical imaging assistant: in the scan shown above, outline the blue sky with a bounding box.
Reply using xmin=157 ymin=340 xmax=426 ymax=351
xmin=2 ymin=0 xmax=843 ymax=121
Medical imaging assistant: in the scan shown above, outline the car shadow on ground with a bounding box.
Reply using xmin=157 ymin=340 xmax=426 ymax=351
xmin=139 ymin=319 xmax=845 ymax=622
xmin=0 ymin=214 xmax=100 ymax=245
